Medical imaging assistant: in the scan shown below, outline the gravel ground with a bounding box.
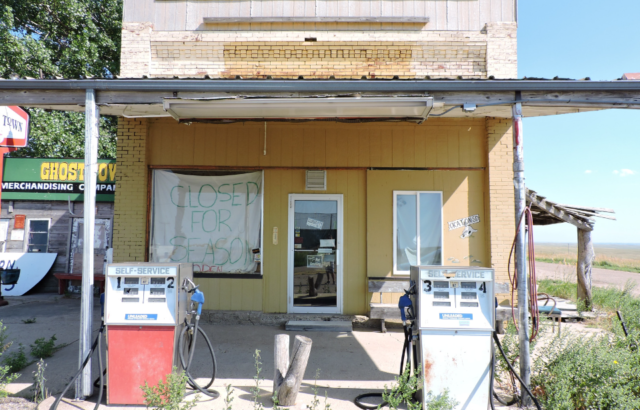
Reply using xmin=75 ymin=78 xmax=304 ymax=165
xmin=0 ymin=397 xmax=37 ymax=410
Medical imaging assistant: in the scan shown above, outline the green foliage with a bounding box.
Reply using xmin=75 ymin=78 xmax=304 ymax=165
xmin=141 ymin=367 xmax=198 ymax=410
xmin=30 ymin=335 xmax=57 ymax=359
xmin=424 ymin=389 xmax=458 ymax=410
xmin=0 ymin=0 xmax=121 ymax=159
xmin=9 ymin=109 xmax=118 ymax=159
xmin=0 ymin=1 xmax=122 ymax=79
xmin=0 ymin=321 xmax=20 ymax=398
xmin=32 ymin=359 xmax=48 ymax=403
xmin=4 ymin=343 xmax=28 ymax=374
xmin=513 ymin=279 xmax=640 ymax=408
xmin=252 ymin=349 xmax=264 ymax=410
xmin=381 ymin=363 xmax=424 ymax=410
xmin=532 ymin=334 xmax=640 ymax=410
xmin=224 ymin=384 xmax=235 ymax=410
xmin=21 ymin=318 xmax=36 ymax=324
xmin=306 ymin=369 xmax=321 ymax=410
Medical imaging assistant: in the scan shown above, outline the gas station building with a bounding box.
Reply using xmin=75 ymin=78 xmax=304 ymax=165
xmin=4 ymin=0 xmax=639 ymax=318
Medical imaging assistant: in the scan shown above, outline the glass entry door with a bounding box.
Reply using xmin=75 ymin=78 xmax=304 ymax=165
xmin=288 ymin=194 xmax=343 ymax=314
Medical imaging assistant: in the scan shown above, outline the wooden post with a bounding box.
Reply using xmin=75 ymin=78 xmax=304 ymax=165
xmin=273 ymin=335 xmax=313 ymax=406
xmin=577 ymin=228 xmax=594 ymax=310
xmin=273 ymin=334 xmax=290 ymax=394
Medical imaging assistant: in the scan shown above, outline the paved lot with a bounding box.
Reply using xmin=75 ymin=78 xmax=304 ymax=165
xmin=1 ymin=294 xmax=538 ymax=410
xmin=535 ymin=261 xmax=640 ymax=296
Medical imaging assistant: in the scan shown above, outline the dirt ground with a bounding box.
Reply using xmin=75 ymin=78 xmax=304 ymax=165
xmin=535 ymin=261 xmax=640 ymax=296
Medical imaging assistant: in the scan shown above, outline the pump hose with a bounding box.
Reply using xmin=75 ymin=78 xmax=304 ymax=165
xmin=354 ymin=324 xmax=414 ymax=410
xmin=491 ymin=332 xmax=542 ymax=410
xmin=178 ymin=316 xmax=220 ymax=399
xmin=47 ymin=323 xmax=105 ymax=410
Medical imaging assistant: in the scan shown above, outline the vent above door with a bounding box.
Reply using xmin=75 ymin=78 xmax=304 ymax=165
xmin=306 ymin=170 xmax=326 ymax=190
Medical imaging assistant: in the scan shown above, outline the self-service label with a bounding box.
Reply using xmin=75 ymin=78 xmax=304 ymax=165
xmin=439 ymin=313 xmax=473 ymax=320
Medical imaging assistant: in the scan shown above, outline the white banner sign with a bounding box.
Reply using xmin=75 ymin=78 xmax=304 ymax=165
xmin=150 ymin=171 xmax=262 ymax=274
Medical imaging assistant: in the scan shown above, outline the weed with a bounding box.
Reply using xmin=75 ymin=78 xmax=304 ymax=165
xmin=306 ymin=369 xmax=321 ymax=410
xmin=323 ymin=391 xmax=331 ymax=410
xmin=30 ymin=335 xmax=57 ymax=359
xmin=32 ymin=359 xmax=48 ymax=403
xmin=382 ymin=363 xmax=423 ymax=410
xmin=0 ymin=321 xmax=19 ymax=398
xmin=272 ymin=391 xmax=280 ymax=410
xmin=425 ymin=389 xmax=458 ymax=410
xmin=252 ymin=349 xmax=264 ymax=410
xmin=141 ymin=367 xmax=198 ymax=410
xmin=223 ymin=384 xmax=235 ymax=410
xmin=4 ymin=343 xmax=28 ymax=373
xmin=21 ymin=318 xmax=36 ymax=324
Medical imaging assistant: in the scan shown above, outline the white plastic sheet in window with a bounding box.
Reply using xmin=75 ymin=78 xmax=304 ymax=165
xmin=150 ymin=170 xmax=262 ymax=274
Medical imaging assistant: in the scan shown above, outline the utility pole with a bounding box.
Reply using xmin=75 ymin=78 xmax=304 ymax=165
xmin=76 ymin=89 xmax=99 ymax=399
xmin=512 ymin=101 xmax=531 ymax=406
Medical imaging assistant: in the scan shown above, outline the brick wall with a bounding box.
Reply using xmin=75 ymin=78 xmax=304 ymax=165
xmin=113 ymin=118 xmax=148 ymax=262
xmin=485 ymin=22 xmax=518 ymax=79
xmin=485 ymin=117 xmax=516 ymax=300
xmin=121 ymin=23 xmax=516 ymax=79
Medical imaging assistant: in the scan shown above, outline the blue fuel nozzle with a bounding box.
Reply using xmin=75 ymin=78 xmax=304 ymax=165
xmin=398 ymin=294 xmax=413 ymax=323
xmin=191 ymin=289 xmax=205 ymax=315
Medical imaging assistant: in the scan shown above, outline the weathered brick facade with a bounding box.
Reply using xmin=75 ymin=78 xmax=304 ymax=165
xmin=120 ymin=23 xmax=517 ymax=79
xmin=113 ymin=118 xmax=148 ymax=263
xmin=485 ymin=117 xmax=516 ymax=298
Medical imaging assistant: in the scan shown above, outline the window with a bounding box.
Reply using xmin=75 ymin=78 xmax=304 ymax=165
xmin=149 ymin=170 xmax=263 ymax=275
xmin=393 ymin=191 xmax=443 ymax=275
xmin=24 ymin=219 xmax=50 ymax=253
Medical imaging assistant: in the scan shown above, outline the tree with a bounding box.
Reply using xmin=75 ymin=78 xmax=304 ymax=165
xmin=0 ymin=0 xmax=123 ymax=158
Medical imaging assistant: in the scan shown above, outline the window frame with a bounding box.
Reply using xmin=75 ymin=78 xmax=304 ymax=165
xmin=23 ymin=218 xmax=51 ymax=253
xmin=392 ymin=191 xmax=443 ymax=276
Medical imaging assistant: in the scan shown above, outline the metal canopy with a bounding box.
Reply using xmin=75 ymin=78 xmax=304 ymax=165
xmin=1 ymin=78 xmax=640 ymax=119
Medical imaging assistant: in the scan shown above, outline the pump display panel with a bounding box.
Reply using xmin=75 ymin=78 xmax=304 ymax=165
xmin=105 ymin=264 xmax=184 ymax=326
xmin=410 ymin=266 xmax=494 ymax=332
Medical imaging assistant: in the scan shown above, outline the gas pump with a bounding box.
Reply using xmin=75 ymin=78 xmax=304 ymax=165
xmin=410 ymin=265 xmax=495 ymax=409
xmin=104 ymin=262 xmax=193 ymax=405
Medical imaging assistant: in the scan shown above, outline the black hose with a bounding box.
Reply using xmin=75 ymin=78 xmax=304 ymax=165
xmin=178 ymin=316 xmax=219 ymax=399
xmin=355 ymin=324 xmax=415 ymax=410
xmin=47 ymin=323 xmax=105 ymax=410
xmin=492 ymin=332 xmax=542 ymax=410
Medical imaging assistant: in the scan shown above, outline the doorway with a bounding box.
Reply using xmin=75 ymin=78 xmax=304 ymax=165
xmin=288 ymin=194 xmax=343 ymax=314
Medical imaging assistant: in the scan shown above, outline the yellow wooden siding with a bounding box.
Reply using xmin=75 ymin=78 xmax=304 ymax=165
xmin=145 ymin=118 xmax=485 ymax=314
xmin=366 ymin=170 xmax=487 ymax=305
xmin=261 ymin=169 xmax=367 ymax=314
xmin=193 ymin=277 xmax=263 ymax=311
xmin=147 ymin=119 xmax=485 ymax=168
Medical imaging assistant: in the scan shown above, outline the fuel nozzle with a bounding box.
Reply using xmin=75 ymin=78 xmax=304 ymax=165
xmin=398 ymin=281 xmax=416 ymax=325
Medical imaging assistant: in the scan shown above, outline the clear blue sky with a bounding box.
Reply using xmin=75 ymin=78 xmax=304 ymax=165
xmin=518 ymin=0 xmax=640 ymax=244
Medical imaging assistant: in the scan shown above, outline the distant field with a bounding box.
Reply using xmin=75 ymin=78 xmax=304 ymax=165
xmin=534 ymin=243 xmax=640 ymax=273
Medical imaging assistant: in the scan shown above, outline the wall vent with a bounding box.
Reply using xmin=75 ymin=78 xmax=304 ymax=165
xmin=305 ymin=170 xmax=326 ymax=190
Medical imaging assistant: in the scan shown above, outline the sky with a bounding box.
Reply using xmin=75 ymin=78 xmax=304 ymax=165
xmin=517 ymin=0 xmax=640 ymax=244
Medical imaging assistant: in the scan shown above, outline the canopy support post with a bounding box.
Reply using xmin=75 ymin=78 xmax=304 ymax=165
xmin=76 ymin=89 xmax=99 ymax=399
xmin=512 ymin=101 xmax=531 ymax=406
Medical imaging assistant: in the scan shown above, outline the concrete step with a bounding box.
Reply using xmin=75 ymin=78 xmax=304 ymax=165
xmin=285 ymin=320 xmax=353 ymax=332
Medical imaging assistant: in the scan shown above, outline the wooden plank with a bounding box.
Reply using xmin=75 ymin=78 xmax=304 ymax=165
xmin=434 ymin=0 xmax=446 ymax=29
xmin=479 ymin=0 xmax=491 ymax=27
xmin=555 ymin=204 xmax=615 ymax=214
xmin=369 ymin=304 xmax=402 ymax=319
xmin=469 ymin=0 xmax=480 ymax=30
xmin=447 ymin=0 xmax=459 ymax=30
xmin=368 ymin=280 xmax=410 ymax=293
xmin=458 ymin=0 xmax=469 ymax=30
xmin=526 ymin=191 xmax=593 ymax=231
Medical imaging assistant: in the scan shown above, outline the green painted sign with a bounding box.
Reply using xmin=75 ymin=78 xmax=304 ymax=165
xmin=2 ymin=158 xmax=116 ymax=202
